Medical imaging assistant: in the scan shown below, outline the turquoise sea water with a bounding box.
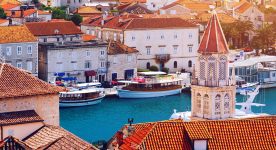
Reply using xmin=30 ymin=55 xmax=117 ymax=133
xmin=60 ymin=88 xmax=276 ymax=143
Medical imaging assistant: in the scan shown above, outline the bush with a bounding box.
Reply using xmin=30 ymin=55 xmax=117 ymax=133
xmin=137 ymin=68 xmax=149 ymax=72
xmin=149 ymin=65 xmax=158 ymax=71
xmin=70 ymin=14 xmax=83 ymax=25
xmin=162 ymin=67 xmax=169 ymax=74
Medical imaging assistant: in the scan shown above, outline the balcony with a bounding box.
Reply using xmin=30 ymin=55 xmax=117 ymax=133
xmin=155 ymin=54 xmax=170 ymax=64
xmin=192 ymin=78 xmax=231 ymax=87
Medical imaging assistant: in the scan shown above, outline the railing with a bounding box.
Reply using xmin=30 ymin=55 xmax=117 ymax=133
xmin=192 ymin=78 xmax=231 ymax=87
xmin=155 ymin=54 xmax=170 ymax=63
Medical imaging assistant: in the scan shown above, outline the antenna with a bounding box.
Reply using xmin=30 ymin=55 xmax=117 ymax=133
xmin=128 ymin=118 xmax=134 ymax=126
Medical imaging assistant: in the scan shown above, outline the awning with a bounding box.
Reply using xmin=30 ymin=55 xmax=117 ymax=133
xmin=85 ymin=70 xmax=97 ymax=76
xmin=54 ymin=72 xmax=65 ymax=77
xmin=62 ymin=77 xmax=77 ymax=81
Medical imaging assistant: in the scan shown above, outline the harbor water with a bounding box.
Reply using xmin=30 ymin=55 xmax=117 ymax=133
xmin=60 ymin=88 xmax=276 ymax=143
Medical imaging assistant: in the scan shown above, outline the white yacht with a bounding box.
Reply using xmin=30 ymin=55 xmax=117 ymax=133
xmin=117 ymin=72 xmax=182 ymax=98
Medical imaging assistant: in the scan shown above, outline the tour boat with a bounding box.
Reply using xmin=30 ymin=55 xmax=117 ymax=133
xmin=170 ymin=85 xmax=267 ymax=120
xmin=117 ymin=72 xmax=183 ymax=98
xmin=59 ymin=88 xmax=105 ymax=107
xmin=236 ymin=76 xmax=258 ymax=94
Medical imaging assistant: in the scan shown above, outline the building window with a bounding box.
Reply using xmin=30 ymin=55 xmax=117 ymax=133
xmin=106 ymin=32 xmax=109 ymax=40
xmin=6 ymin=47 xmax=11 ymax=56
xmin=114 ymin=33 xmax=117 ymax=41
xmin=27 ymin=61 xmax=32 ymax=71
xmin=188 ymin=60 xmax=192 ymax=68
xmin=146 ymin=62 xmax=150 ymax=69
xmin=86 ymin=29 xmax=90 ymax=34
xmin=84 ymin=61 xmax=91 ymax=69
xmin=199 ymin=61 xmax=205 ymax=80
xmin=208 ymin=56 xmax=216 ymax=80
xmin=224 ymin=94 xmax=230 ymax=114
xmin=189 ymin=46 xmax=192 ymax=52
xmin=146 ymin=47 xmax=151 ymax=55
xmin=113 ymin=56 xmax=117 ymax=64
xmin=131 ymin=36 xmax=135 ymax=41
xmin=86 ymin=50 xmax=91 ymax=57
xmin=44 ymin=38 xmax=47 ymax=42
xmin=215 ymin=95 xmax=221 ymax=115
xmin=173 ymin=45 xmax=178 ymax=54
xmin=161 ymin=34 xmax=164 ymax=39
xmin=120 ymin=33 xmax=123 ymax=42
xmin=173 ymin=61 xmax=177 ymax=68
xmin=146 ymin=35 xmax=150 ymax=40
xmin=27 ymin=45 xmax=32 ymax=54
xmin=219 ymin=56 xmax=227 ymax=80
xmin=188 ymin=33 xmax=192 ymax=39
xmin=16 ymin=62 xmax=22 ymax=69
xmin=100 ymin=61 xmax=105 ymax=68
xmin=100 ymin=50 xmax=105 ymax=56
xmin=127 ymin=55 xmax=132 ymax=62
xmin=17 ymin=46 xmax=22 ymax=55
xmin=174 ymin=34 xmax=177 ymax=39
xmin=196 ymin=93 xmax=201 ymax=110
xmin=203 ymin=94 xmax=209 ymax=116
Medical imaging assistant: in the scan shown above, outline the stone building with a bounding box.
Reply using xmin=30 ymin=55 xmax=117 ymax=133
xmin=191 ymin=12 xmax=236 ymax=120
xmin=0 ymin=25 xmax=38 ymax=76
xmin=0 ymin=62 xmax=97 ymax=149
xmin=81 ymin=16 xmax=199 ymax=73
xmin=107 ymin=41 xmax=139 ymax=81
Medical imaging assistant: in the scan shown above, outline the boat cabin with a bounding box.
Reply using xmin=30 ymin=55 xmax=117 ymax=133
xmin=60 ymin=89 xmax=101 ymax=101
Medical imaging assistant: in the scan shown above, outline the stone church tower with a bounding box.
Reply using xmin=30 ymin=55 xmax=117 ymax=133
xmin=191 ymin=11 xmax=236 ymax=120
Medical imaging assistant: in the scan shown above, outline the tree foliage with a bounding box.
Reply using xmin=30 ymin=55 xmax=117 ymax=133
xmin=0 ymin=7 xmax=6 ymax=19
xmin=149 ymin=65 xmax=159 ymax=71
xmin=70 ymin=14 xmax=83 ymax=26
xmin=52 ymin=7 xmax=67 ymax=19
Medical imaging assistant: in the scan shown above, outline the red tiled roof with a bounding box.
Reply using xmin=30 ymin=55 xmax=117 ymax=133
xmin=25 ymin=21 xmax=83 ymax=36
xmin=0 ymin=18 xmax=8 ymax=24
xmin=0 ymin=63 xmax=65 ymax=99
xmin=235 ymin=1 xmax=252 ymax=14
xmin=198 ymin=12 xmax=229 ymax=54
xmin=0 ymin=3 xmax=19 ymax=10
xmin=82 ymin=34 xmax=96 ymax=41
xmin=0 ymin=110 xmax=43 ymax=126
xmin=37 ymin=10 xmax=51 ymax=15
xmin=0 ymin=25 xmax=37 ymax=44
xmin=23 ymin=125 xmax=97 ymax=149
xmin=108 ymin=41 xmax=139 ymax=55
xmin=115 ymin=117 xmax=276 ymax=150
xmin=5 ymin=9 xmax=37 ymax=18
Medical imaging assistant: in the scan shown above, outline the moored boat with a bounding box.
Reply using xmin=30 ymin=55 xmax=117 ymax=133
xmin=59 ymin=88 xmax=105 ymax=107
xmin=236 ymin=76 xmax=258 ymax=94
xmin=117 ymin=72 xmax=182 ymax=98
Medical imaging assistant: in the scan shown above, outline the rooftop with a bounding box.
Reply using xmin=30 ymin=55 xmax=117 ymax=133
xmin=5 ymin=9 xmax=37 ymax=18
xmin=74 ymin=6 xmax=101 ymax=14
xmin=229 ymin=55 xmax=276 ymax=67
xmin=234 ymin=1 xmax=253 ymax=14
xmin=198 ymin=12 xmax=229 ymax=54
xmin=23 ymin=125 xmax=97 ymax=149
xmin=0 ymin=25 xmax=37 ymax=44
xmin=108 ymin=41 xmax=139 ymax=55
xmin=113 ymin=116 xmax=276 ymax=150
xmin=0 ymin=63 xmax=65 ymax=99
xmin=0 ymin=3 xmax=19 ymax=10
xmin=25 ymin=21 xmax=83 ymax=36
xmin=0 ymin=110 xmax=43 ymax=126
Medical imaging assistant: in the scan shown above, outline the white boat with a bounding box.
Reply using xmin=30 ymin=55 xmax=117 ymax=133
xmin=170 ymin=85 xmax=267 ymax=120
xmin=236 ymin=76 xmax=258 ymax=94
xmin=117 ymin=72 xmax=182 ymax=98
xmin=59 ymin=88 xmax=105 ymax=107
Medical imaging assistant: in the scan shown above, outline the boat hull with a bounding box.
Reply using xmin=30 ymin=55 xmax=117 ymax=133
xmin=117 ymin=88 xmax=181 ymax=98
xmin=59 ymin=95 xmax=104 ymax=107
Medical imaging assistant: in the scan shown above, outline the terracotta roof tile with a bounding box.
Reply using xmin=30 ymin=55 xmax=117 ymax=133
xmin=198 ymin=12 xmax=229 ymax=54
xmin=198 ymin=13 xmax=236 ymax=24
xmin=23 ymin=125 xmax=97 ymax=150
xmin=178 ymin=1 xmax=211 ymax=12
xmin=0 ymin=3 xmax=19 ymax=10
xmin=0 ymin=63 xmax=65 ymax=99
xmin=0 ymin=18 xmax=8 ymax=24
xmin=0 ymin=25 xmax=37 ymax=44
xmin=119 ymin=0 xmax=147 ymax=3
xmin=108 ymin=41 xmax=139 ymax=55
xmin=0 ymin=0 xmax=20 ymax=5
xmin=5 ymin=9 xmax=37 ymax=18
xmin=235 ymin=1 xmax=252 ymax=14
xmin=25 ymin=21 xmax=83 ymax=36
xmin=115 ymin=117 xmax=276 ymax=150
xmin=37 ymin=10 xmax=51 ymax=15
xmin=83 ymin=34 xmax=96 ymax=41
xmin=0 ymin=110 xmax=43 ymax=126
xmin=74 ymin=6 xmax=101 ymax=14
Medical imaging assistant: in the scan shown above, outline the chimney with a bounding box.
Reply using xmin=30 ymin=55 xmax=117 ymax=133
xmin=115 ymin=131 xmax=124 ymax=146
xmin=20 ymin=9 xmax=24 ymax=18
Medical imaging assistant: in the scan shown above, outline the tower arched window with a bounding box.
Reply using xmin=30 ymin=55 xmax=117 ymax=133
xmin=146 ymin=62 xmax=150 ymax=69
xmin=188 ymin=60 xmax=192 ymax=68
xmin=224 ymin=94 xmax=230 ymax=114
xmin=219 ymin=56 xmax=227 ymax=80
xmin=203 ymin=94 xmax=209 ymax=117
xmin=196 ymin=93 xmax=201 ymax=110
xmin=199 ymin=57 xmax=206 ymax=80
xmin=207 ymin=56 xmax=216 ymax=80
xmin=174 ymin=61 xmax=177 ymax=68
xmin=215 ymin=94 xmax=221 ymax=115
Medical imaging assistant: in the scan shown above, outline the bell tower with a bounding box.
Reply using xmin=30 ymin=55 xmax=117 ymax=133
xmin=191 ymin=11 xmax=236 ymax=120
